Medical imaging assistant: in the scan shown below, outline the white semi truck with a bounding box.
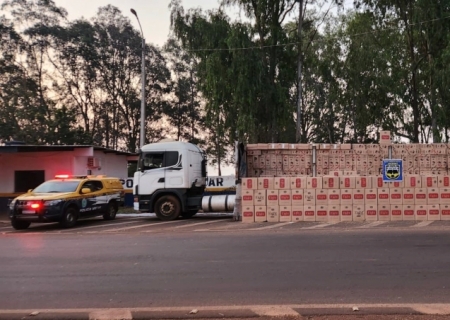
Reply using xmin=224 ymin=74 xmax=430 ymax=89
xmin=133 ymin=140 xmax=208 ymax=220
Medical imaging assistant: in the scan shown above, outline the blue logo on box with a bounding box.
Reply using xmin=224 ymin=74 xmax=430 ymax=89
xmin=382 ymin=159 xmax=403 ymax=182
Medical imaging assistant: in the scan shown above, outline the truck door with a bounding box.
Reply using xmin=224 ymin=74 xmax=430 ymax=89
xmin=164 ymin=151 xmax=184 ymax=189
xmin=138 ymin=152 xmax=166 ymax=195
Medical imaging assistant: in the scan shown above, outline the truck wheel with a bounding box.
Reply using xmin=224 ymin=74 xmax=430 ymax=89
xmin=155 ymin=195 xmax=181 ymax=221
xmin=11 ymin=218 xmax=31 ymax=230
xmin=181 ymin=210 xmax=198 ymax=219
xmin=59 ymin=207 xmax=78 ymax=228
xmin=103 ymin=201 xmax=117 ymax=220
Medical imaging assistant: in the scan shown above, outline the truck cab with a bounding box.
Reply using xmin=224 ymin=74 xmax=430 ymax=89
xmin=133 ymin=140 xmax=207 ymax=220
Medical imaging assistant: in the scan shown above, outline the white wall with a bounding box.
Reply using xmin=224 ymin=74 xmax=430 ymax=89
xmin=0 ymin=152 xmax=73 ymax=192
xmin=0 ymin=149 xmax=130 ymax=193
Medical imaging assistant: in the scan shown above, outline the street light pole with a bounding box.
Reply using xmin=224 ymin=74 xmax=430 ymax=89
xmin=131 ymin=8 xmax=146 ymax=149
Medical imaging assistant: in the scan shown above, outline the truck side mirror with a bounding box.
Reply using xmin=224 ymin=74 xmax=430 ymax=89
xmin=140 ymin=159 xmax=145 ymax=172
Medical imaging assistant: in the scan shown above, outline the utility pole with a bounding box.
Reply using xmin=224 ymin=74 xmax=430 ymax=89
xmin=131 ymin=8 xmax=146 ymax=148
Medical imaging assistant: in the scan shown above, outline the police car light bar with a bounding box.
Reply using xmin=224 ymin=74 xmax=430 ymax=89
xmin=55 ymin=175 xmax=70 ymax=179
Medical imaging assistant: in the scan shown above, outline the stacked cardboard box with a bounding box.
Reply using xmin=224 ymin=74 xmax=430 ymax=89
xmin=241 ymin=175 xmax=450 ymax=223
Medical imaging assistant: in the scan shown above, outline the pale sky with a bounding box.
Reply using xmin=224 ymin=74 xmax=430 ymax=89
xmin=53 ymin=0 xmax=223 ymax=47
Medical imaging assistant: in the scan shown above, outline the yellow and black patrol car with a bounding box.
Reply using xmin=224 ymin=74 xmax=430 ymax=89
xmin=8 ymin=175 xmax=124 ymax=230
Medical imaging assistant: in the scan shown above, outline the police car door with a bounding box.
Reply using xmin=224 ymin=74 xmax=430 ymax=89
xmin=79 ymin=181 xmax=103 ymax=216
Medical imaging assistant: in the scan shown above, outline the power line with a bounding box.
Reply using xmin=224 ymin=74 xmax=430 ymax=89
xmin=185 ymin=14 xmax=450 ymax=53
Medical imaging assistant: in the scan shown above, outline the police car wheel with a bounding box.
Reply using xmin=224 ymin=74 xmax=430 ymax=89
xmin=103 ymin=202 xmax=117 ymax=220
xmin=60 ymin=207 xmax=78 ymax=228
xmin=11 ymin=218 xmax=31 ymax=230
xmin=181 ymin=210 xmax=198 ymax=219
xmin=155 ymin=195 xmax=181 ymax=221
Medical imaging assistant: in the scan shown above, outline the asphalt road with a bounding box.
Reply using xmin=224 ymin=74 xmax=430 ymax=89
xmin=1 ymin=219 xmax=450 ymax=311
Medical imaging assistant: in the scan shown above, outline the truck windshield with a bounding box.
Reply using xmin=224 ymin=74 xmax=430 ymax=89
xmin=33 ymin=181 xmax=80 ymax=193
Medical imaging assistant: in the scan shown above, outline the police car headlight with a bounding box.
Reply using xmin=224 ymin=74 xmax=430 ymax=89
xmin=44 ymin=200 xmax=62 ymax=206
xmin=9 ymin=200 xmax=16 ymax=210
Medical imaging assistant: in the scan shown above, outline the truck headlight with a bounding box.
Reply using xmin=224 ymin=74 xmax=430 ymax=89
xmin=44 ymin=200 xmax=62 ymax=206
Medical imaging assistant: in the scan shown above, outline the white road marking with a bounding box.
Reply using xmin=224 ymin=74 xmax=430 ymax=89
xmin=356 ymin=221 xmax=388 ymax=229
xmin=89 ymin=309 xmax=132 ymax=320
xmin=3 ymin=303 xmax=450 ymax=315
xmin=59 ymin=219 xmax=149 ymax=232
xmin=412 ymin=221 xmax=434 ymax=228
xmin=102 ymin=219 xmax=183 ymax=232
xmin=301 ymin=222 xmax=339 ymax=229
xmin=248 ymin=222 xmax=295 ymax=231
xmin=172 ymin=219 xmax=228 ymax=229
xmin=251 ymin=306 xmax=299 ymax=317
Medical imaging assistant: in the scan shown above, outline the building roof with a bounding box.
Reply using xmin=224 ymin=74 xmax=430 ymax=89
xmin=0 ymin=145 xmax=137 ymax=156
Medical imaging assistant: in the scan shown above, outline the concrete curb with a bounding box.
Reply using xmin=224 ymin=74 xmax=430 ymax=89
xmin=1 ymin=304 xmax=450 ymax=319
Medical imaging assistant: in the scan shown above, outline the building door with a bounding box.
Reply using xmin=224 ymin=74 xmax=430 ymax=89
xmin=14 ymin=170 xmax=45 ymax=192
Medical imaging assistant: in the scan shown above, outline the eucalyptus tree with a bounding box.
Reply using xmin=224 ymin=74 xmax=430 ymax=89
xmin=163 ymin=38 xmax=204 ymax=144
xmin=92 ymin=5 xmax=171 ymax=152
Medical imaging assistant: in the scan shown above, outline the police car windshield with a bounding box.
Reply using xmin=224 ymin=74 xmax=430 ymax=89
xmin=33 ymin=181 xmax=80 ymax=193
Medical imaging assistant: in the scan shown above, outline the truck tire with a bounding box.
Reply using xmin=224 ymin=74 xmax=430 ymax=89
xmin=181 ymin=210 xmax=198 ymax=219
xmin=154 ymin=195 xmax=181 ymax=221
xmin=11 ymin=218 xmax=31 ymax=230
xmin=59 ymin=207 xmax=78 ymax=228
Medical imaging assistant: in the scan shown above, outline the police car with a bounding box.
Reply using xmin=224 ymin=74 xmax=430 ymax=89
xmin=8 ymin=175 xmax=124 ymax=230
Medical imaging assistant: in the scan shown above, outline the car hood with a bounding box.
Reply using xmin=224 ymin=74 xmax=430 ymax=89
xmin=15 ymin=193 xmax=73 ymax=201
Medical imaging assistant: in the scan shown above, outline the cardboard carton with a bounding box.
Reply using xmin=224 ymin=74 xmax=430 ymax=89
xmin=365 ymin=188 xmax=378 ymax=205
xmin=373 ymin=176 xmax=390 ymax=188
xmin=389 ymin=181 xmax=404 ymax=188
xmin=380 ymin=130 xmax=391 ymax=144
xmin=402 ymin=204 xmax=415 ymax=221
xmin=356 ymin=176 xmax=372 ymax=189
xmin=422 ymin=175 xmax=438 ymax=188
xmin=328 ymin=205 xmax=340 ymax=222
xmin=340 ymin=176 xmax=356 ymax=189
xmin=254 ymin=205 xmax=267 ymax=222
xmin=274 ymin=177 xmax=289 ymax=189
xmin=254 ymin=190 xmax=266 ymax=206
xmin=278 ymin=190 xmax=292 ymax=206
xmin=315 ymin=189 xmax=328 ymax=205
xmin=340 ymin=205 xmax=353 ymax=221
xmin=391 ymin=204 xmax=403 ymax=221
xmin=323 ymin=176 xmax=340 ymax=189
xmin=242 ymin=178 xmax=258 ymax=190
xmin=404 ymin=175 xmax=422 ymax=188
xmin=353 ymin=189 xmax=365 ymax=204
xmin=414 ymin=205 xmax=428 ymax=221
xmin=290 ymin=177 xmax=306 ymax=189
xmin=291 ymin=189 xmax=304 ymax=206
xmin=402 ymin=188 xmax=415 ymax=205
xmin=328 ymin=189 xmax=341 ymax=205
xmin=438 ymin=175 xmax=450 ymax=188
xmin=377 ymin=188 xmax=390 ymax=204
xmin=292 ymin=206 xmax=304 ymax=221
xmin=266 ymin=190 xmax=279 ymax=206
xmin=258 ymin=177 xmax=274 ymax=190
xmin=389 ymin=188 xmax=403 ymax=205
xmin=365 ymin=204 xmax=378 ymax=221
xmin=304 ymin=189 xmax=316 ymax=205
xmin=414 ymin=188 xmax=427 ymax=205
xmin=316 ymin=205 xmax=328 ymax=222
xmin=304 ymin=205 xmax=316 ymax=221
xmin=340 ymin=189 xmax=353 ymax=205
xmin=307 ymin=177 xmax=323 ymax=189
xmin=242 ymin=190 xmax=254 ymax=205
xmin=440 ymin=188 xmax=450 ymax=205
xmin=353 ymin=204 xmax=365 ymax=221
xmin=267 ymin=206 xmax=279 ymax=222
xmin=378 ymin=204 xmax=391 ymax=221
xmin=427 ymin=188 xmax=440 ymax=205
xmin=428 ymin=205 xmax=441 ymax=221
xmin=441 ymin=204 xmax=450 ymax=221
xmin=279 ymin=206 xmax=292 ymax=222
xmin=242 ymin=205 xmax=255 ymax=223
